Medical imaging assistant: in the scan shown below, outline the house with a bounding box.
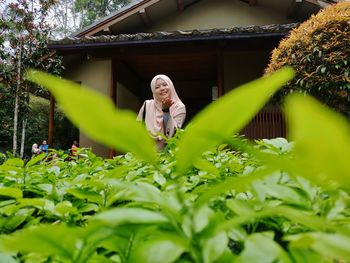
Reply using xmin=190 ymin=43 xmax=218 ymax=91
xmin=48 ymin=0 xmax=331 ymax=157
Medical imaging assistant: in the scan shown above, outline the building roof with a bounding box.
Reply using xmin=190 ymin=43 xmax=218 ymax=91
xmin=71 ymin=0 xmax=338 ymax=38
xmin=49 ymin=23 xmax=299 ymax=50
xmin=74 ymin=0 xmax=201 ymax=37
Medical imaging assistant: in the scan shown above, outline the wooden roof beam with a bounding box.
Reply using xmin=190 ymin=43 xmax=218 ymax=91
xmin=81 ymin=0 xmax=160 ymax=37
xmin=102 ymin=27 xmax=112 ymax=34
xmin=177 ymin=0 xmax=185 ymax=11
xmin=139 ymin=8 xmax=152 ymax=27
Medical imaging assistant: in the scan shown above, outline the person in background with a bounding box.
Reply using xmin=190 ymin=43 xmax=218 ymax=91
xmin=137 ymin=74 xmax=186 ymax=150
xmin=71 ymin=140 xmax=79 ymax=156
xmin=39 ymin=140 xmax=48 ymax=156
xmin=31 ymin=143 xmax=40 ymax=156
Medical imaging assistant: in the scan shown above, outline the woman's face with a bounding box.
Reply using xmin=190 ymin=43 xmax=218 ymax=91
xmin=154 ymin=78 xmax=170 ymax=100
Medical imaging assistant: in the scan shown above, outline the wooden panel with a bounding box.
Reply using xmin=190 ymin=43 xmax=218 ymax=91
xmin=240 ymin=107 xmax=287 ymax=139
xmin=139 ymin=9 xmax=152 ymax=27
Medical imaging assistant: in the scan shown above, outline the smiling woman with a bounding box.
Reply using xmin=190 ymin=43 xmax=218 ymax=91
xmin=137 ymin=74 xmax=186 ymax=150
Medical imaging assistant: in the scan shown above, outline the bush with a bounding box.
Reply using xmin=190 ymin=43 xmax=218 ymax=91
xmin=265 ymin=2 xmax=350 ymax=117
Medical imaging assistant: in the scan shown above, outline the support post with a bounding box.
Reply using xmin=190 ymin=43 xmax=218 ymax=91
xmin=108 ymin=59 xmax=118 ymax=158
xmin=48 ymin=94 xmax=55 ymax=148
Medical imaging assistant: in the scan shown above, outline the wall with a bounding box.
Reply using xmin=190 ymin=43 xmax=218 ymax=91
xmin=117 ymin=82 xmax=140 ymax=112
xmin=149 ymin=0 xmax=294 ymax=32
xmin=223 ymin=50 xmax=271 ymax=93
xmin=63 ymin=56 xmax=112 ymax=157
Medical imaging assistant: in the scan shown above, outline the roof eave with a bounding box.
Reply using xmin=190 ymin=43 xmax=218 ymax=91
xmin=49 ymin=31 xmax=289 ymax=52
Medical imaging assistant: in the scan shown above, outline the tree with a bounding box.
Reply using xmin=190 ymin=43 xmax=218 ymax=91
xmin=74 ymin=0 xmax=132 ymax=28
xmin=48 ymin=0 xmax=134 ymax=40
xmin=0 ymin=0 xmax=64 ymax=157
xmin=49 ymin=0 xmax=78 ymax=39
xmin=265 ymin=2 xmax=350 ymax=118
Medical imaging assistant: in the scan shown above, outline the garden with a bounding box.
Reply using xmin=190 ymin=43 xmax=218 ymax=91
xmin=0 ymin=65 xmax=349 ymax=262
xmin=0 ymin=1 xmax=349 ymax=263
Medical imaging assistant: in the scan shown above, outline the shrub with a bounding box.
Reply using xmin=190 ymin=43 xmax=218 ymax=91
xmin=265 ymin=2 xmax=350 ymax=117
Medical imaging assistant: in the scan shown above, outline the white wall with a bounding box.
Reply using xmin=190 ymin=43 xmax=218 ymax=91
xmin=63 ymin=57 xmax=112 ymax=157
xmin=117 ymin=82 xmax=140 ymax=112
xmin=149 ymin=0 xmax=294 ymax=32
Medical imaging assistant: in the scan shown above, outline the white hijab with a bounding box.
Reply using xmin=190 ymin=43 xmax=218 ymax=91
xmin=137 ymin=74 xmax=186 ymax=137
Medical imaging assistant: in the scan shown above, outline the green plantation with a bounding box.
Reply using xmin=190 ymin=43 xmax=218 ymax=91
xmin=0 ymin=68 xmax=349 ymax=262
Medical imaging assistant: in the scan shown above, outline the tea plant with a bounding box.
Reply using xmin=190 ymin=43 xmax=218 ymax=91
xmin=0 ymin=67 xmax=349 ymax=262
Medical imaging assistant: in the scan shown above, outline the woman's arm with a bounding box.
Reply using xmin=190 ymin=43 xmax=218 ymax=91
xmin=164 ymin=104 xmax=186 ymax=137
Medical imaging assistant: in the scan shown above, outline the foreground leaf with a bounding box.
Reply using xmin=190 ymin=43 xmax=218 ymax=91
xmin=129 ymin=233 xmax=187 ymax=263
xmin=285 ymin=94 xmax=350 ymax=187
xmin=176 ymin=67 xmax=294 ymax=172
xmin=92 ymin=207 xmax=169 ymax=227
xmin=0 ymin=187 xmax=23 ymax=199
xmin=26 ymin=70 xmax=156 ymax=164
xmin=0 ymin=225 xmax=79 ymax=261
xmin=236 ymin=232 xmax=292 ymax=263
xmin=287 ymin=232 xmax=350 ymax=261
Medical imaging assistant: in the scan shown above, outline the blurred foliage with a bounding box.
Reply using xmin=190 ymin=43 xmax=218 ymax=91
xmin=0 ymin=67 xmax=349 ymax=262
xmin=265 ymin=2 xmax=350 ymax=118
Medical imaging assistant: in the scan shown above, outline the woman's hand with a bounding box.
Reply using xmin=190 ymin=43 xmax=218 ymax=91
xmin=161 ymin=97 xmax=174 ymax=110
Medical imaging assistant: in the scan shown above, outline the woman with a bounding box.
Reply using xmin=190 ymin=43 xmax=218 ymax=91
xmin=137 ymin=74 xmax=186 ymax=150
xmin=31 ymin=143 xmax=40 ymax=156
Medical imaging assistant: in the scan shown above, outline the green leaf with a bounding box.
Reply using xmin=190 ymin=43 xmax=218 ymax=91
xmin=285 ymin=94 xmax=350 ymax=187
xmin=3 ymin=158 xmax=24 ymax=167
xmin=254 ymin=183 xmax=305 ymax=205
xmin=194 ymin=159 xmax=220 ymax=177
xmin=3 ymin=210 xmax=31 ymax=232
xmin=55 ymin=201 xmax=77 ymax=216
xmin=66 ymin=188 xmax=103 ymax=205
xmin=193 ymin=205 xmax=214 ymax=233
xmin=287 ymin=232 xmax=350 ymax=261
xmin=1 ymin=224 xmax=79 ymax=260
xmin=236 ymin=232 xmax=292 ymax=263
xmin=0 ymin=187 xmax=23 ymax=199
xmin=202 ymin=231 xmax=228 ymax=263
xmin=25 ymin=154 xmax=46 ymax=167
xmin=92 ymin=207 xmax=169 ymax=227
xmin=18 ymin=198 xmax=47 ymax=208
xmin=129 ymin=233 xmax=187 ymax=263
xmin=194 ymin=167 xmax=275 ymax=207
xmin=288 ymin=248 xmax=323 ymax=263
xmin=105 ymin=181 xmax=164 ymax=206
xmin=0 ymin=253 xmax=17 ymax=263
xmin=26 ymin=70 xmax=156 ymax=164
xmin=176 ymin=67 xmax=294 ymax=172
